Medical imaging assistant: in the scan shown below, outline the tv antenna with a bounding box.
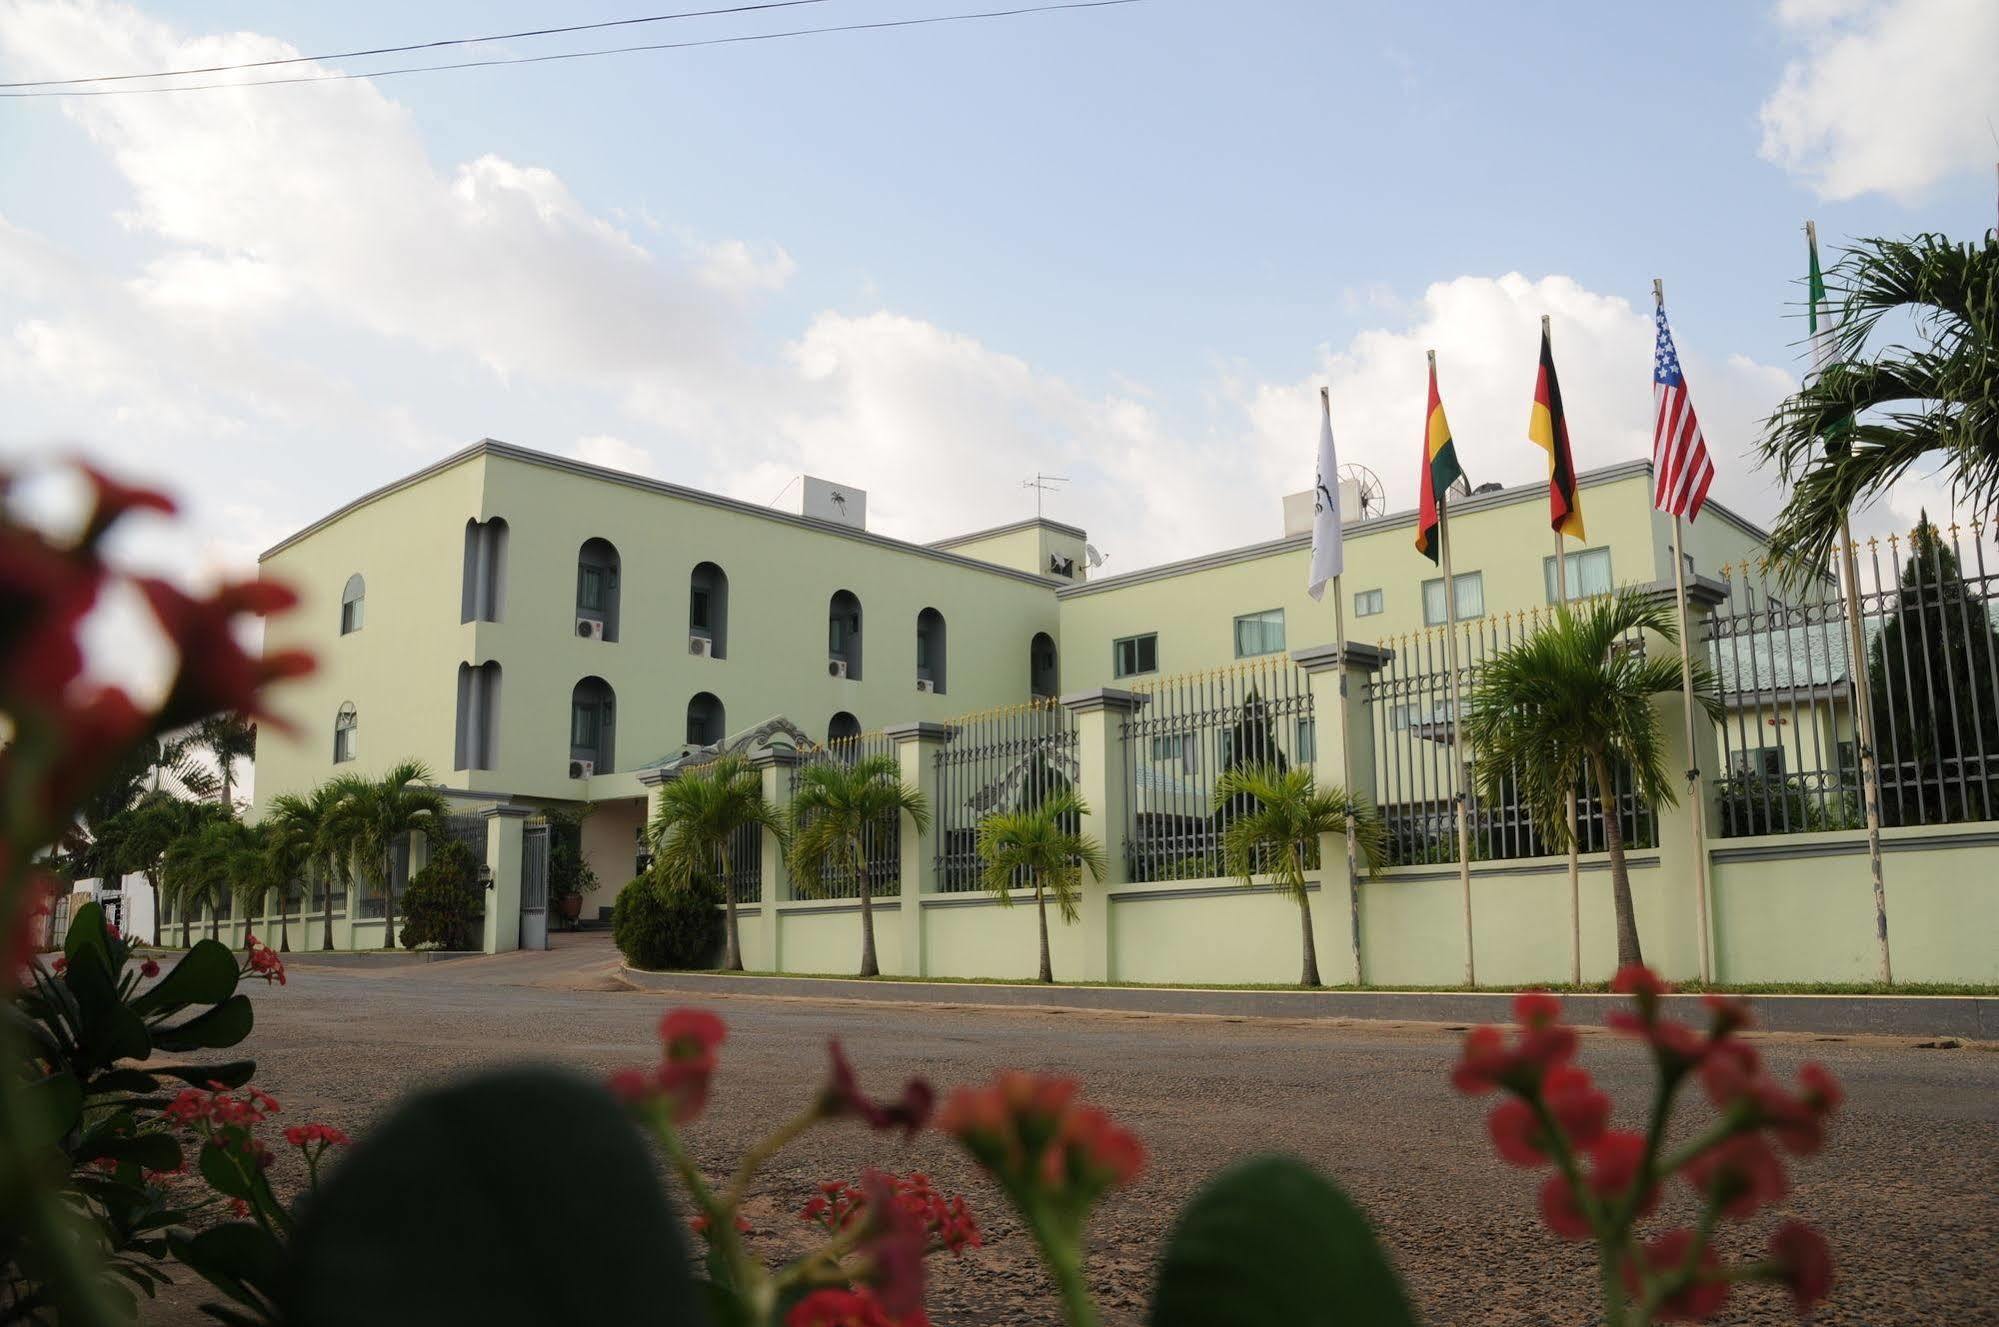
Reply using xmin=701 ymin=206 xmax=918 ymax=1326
xmin=1022 ymin=472 xmax=1068 ymax=518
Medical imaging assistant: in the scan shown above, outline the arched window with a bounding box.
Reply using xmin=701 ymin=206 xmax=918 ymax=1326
xmin=569 ymin=677 xmax=616 ymax=775
xmin=333 ymin=702 xmax=358 ymax=763
xmin=340 ymin=574 xmax=365 ymax=634
xmin=1030 ymin=632 xmax=1059 ymax=698
xmin=828 ymin=589 xmax=862 ymax=680
xmin=916 ymin=607 xmax=947 ymax=695
xmin=686 ymin=692 xmax=726 ymax=746
xmin=461 ymin=518 xmax=508 ymax=623
xmin=454 ymin=661 xmax=502 ymax=771
xmin=690 ymin=562 xmax=729 ymax=659
xmin=827 ymin=711 xmax=862 ymax=744
xmin=576 ymin=538 xmax=621 ymax=643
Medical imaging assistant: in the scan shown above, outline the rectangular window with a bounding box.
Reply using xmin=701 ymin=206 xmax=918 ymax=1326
xmin=1149 ymin=733 xmax=1194 ymax=767
xmin=1113 ymin=633 xmax=1158 ymax=679
xmin=1543 ymin=547 xmax=1614 ymax=603
xmin=1422 ymin=572 xmax=1485 ymax=625
xmin=333 ymin=727 xmax=356 ymax=764
xmin=690 ymin=588 xmax=711 ymax=631
xmin=340 ymin=600 xmax=363 ymax=634
xmin=571 ymin=702 xmax=599 ymax=750
xmin=1233 ymin=608 xmax=1286 ymax=658
xmin=1353 ymin=589 xmax=1384 ymax=618
xmin=1731 ymin=747 xmax=1785 ymax=780
xmin=578 ymin=565 xmax=605 ymax=613
xmin=1296 ymin=719 xmax=1317 ymax=764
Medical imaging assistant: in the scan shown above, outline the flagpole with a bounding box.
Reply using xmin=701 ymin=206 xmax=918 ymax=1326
xmin=1656 ymin=279 xmax=1716 ymax=984
xmin=1808 ymin=220 xmax=1892 ymax=985
xmin=1544 ymin=314 xmax=1583 ymax=986
xmin=1323 ymin=387 xmax=1365 ymax=987
xmin=1430 ymin=349 xmax=1476 ymax=987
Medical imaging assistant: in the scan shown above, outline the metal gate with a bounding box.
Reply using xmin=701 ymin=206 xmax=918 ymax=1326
xmin=520 ymin=824 xmax=550 ymax=951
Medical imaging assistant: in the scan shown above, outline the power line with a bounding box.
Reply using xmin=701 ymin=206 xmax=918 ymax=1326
xmin=0 ymin=0 xmax=836 ymax=89
xmin=0 ymin=1 xmax=1142 ymax=100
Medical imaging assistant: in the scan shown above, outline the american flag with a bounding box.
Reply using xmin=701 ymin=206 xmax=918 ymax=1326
xmin=1652 ymin=304 xmax=1714 ymax=521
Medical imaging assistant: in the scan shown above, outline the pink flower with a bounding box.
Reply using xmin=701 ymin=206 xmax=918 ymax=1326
xmin=1537 ymin=1131 xmax=1656 ymax=1240
xmin=1767 ymin=1220 xmax=1834 ymax=1313
xmin=786 ymin=1288 xmax=927 ymax=1327
xmin=821 ymin=1040 xmax=934 ymax=1136
xmin=1621 ymin=1228 xmax=1728 ymax=1321
xmin=284 ymin=1123 xmax=350 ymax=1148
xmin=939 ymin=1072 xmax=1140 ymax=1205
xmin=1681 ymin=1135 xmax=1788 ymax=1219
xmin=140 ymin=958 xmax=160 ymax=979
xmin=609 ymin=1008 xmax=727 ymax=1124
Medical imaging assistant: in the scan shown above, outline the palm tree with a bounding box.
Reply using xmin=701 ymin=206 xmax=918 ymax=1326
xmin=648 ymin=757 xmax=783 ymax=972
xmin=163 ymin=819 xmax=246 ymax=943
xmin=1461 ymin=594 xmax=1720 ymax=968
xmin=300 ymin=782 xmax=352 ymax=950
xmin=1212 ymin=764 xmax=1386 ymax=988
xmin=190 ymin=711 xmax=258 ymax=812
xmin=327 ymin=760 xmax=448 ymax=950
xmin=1760 ymin=230 xmax=1997 ymax=571
xmin=973 ymin=790 xmax=1106 ymax=984
xmin=265 ymin=789 xmax=333 ymax=953
xmin=222 ymin=822 xmax=287 ymax=950
xmin=113 ymin=793 xmax=227 ymax=945
xmin=787 ymin=754 xmax=930 ymax=977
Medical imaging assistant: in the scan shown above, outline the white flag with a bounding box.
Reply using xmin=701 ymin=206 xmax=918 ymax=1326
xmin=1307 ymin=387 xmax=1344 ymax=600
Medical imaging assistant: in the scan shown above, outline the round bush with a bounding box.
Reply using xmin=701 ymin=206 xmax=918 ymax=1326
xmin=398 ymin=839 xmax=481 ymax=950
xmin=612 ymin=872 xmax=724 ymax=971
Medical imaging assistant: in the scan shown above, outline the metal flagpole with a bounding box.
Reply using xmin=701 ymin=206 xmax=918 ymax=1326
xmin=1430 ymin=349 xmax=1476 ymax=987
xmin=1323 ymin=387 xmax=1365 ymax=987
xmin=1656 ymin=279 xmax=1716 ymax=984
xmin=1808 ymin=220 xmax=1892 ymax=984
xmin=1546 ymin=314 xmax=1583 ymax=986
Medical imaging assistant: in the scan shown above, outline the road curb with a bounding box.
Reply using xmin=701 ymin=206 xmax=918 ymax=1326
xmin=618 ymin=968 xmax=1996 ymax=1039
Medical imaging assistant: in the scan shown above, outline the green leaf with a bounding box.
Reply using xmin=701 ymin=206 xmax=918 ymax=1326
xmin=19 ymin=1072 xmax=83 ymax=1148
xmin=90 ymin=1068 xmax=162 ymax=1096
xmin=83 ymin=1131 xmax=182 ymax=1174
xmin=1149 ymin=1155 xmax=1417 ymax=1327
xmin=64 ymin=900 xmax=111 ymax=966
xmin=281 ymin=1066 xmax=702 ymax=1326
xmin=153 ymin=995 xmax=254 ymax=1052
xmin=169 ymin=1224 xmax=283 ymax=1320
xmin=135 ymin=940 xmax=240 ymax=1015
xmin=199 ymin=1141 xmax=259 ymax=1201
xmin=64 ymin=949 xmax=154 ymax=1066
xmin=154 ymin=1060 xmax=257 ymax=1090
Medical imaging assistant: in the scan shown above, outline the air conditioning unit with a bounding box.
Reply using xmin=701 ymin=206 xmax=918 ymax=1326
xmin=577 ymin=617 xmax=606 ymax=641
xmin=916 ymin=678 xmax=936 ymax=694
xmin=828 ymin=658 xmax=849 ymax=679
xmin=569 ymin=759 xmax=594 ymax=779
xmin=689 ymin=634 xmax=714 ymax=658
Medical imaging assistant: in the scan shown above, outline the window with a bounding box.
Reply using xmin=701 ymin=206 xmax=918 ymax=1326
xmin=339 ymin=574 xmax=365 ymax=634
xmin=1731 ymin=746 xmax=1785 ymax=780
xmin=828 ymin=711 xmax=862 ymax=743
xmin=689 ymin=562 xmax=728 ymax=658
xmin=1543 ymin=547 xmax=1613 ymax=603
xmin=1422 ymin=571 xmax=1485 ymax=625
xmin=1354 ymin=589 xmax=1384 ymax=617
xmin=333 ymin=703 xmax=358 ymax=763
xmin=915 ymin=608 xmax=947 ymax=693
xmin=453 ymin=662 xmax=501 ymax=771
xmin=1233 ymin=608 xmax=1286 ymax=658
xmin=828 ymin=590 xmax=863 ymax=679
xmin=575 ymin=538 xmax=621 ymax=641
xmin=686 ymin=692 xmax=726 ymax=746
xmin=1150 ymin=733 xmax=1195 ymax=767
xmin=1029 ymin=632 xmax=1059 ymax=698
xmin=569 ymin=677 xmax=615 ymax=772
xmin=1296 ymin=718 xmax=1317 ymax=764
xmin=1113 ymin=633 xmax=1157 ymax=679
xmin=461 ymin=519 xmax=508 ymax=622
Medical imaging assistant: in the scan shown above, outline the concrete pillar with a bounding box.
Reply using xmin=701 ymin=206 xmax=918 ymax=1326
xmin=1059 ymin=688 xmax=1147 ymax=982
xmin=1648 ymin=574 xmax=1729 ymax=981
xmin=887 ymin=721 xmax=952 ymax=978
xmin=1293 ymin=639 xmax=1392 ymax=987
xmin=636 ymin=767 xmax=674 ymax=866
xmin=746 ymin=749 xmax=795 ymax=972
xmin=480 ymin=805 xmax=530 ymax=954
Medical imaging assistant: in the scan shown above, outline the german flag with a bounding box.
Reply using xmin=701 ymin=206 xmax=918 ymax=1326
xmin=1415 ymin=358 xmax=1465 ymax=563
xmin=1529 ymin=325 xmax=1585 ymax=539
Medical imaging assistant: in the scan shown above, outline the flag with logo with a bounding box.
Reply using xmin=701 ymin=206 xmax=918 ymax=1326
xmin=1529 ymin=325 xmax=1585 ymax=539
xmin=1415 ymin=358 xmax=1465 ymax=563
xmin=1308 ymin=388 xmax=1344 ymax=600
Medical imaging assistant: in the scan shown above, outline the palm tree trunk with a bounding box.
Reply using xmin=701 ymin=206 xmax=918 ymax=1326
xmin=1592 ymin=751 xmax=1644 ymax=969
xmin=321 ymin=868 xmax=335 ymax=951
xmin=1035 ymin=875 xmax=1053 ymax=984
xmin=381 ymin=848 xmax=398 ymax=950
xmin=208 ymin=902 xmax=218 ymax=943
xmin=277 ymin=892 xmax=290 ymax=952
xmin=146 ymin=871 xmax=163 ymax=947
xmin=181 ymin=901 xmax=191 ymax=949
xmin=1294 ymin=845 xmax=1322 ymax=988
xmin=719 ymin=846 xmax=743 ymax=971
xmin=856 ymin=837 xmax=879 ymax=978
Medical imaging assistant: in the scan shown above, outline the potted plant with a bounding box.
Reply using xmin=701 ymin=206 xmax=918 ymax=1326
xmin=548 ymin=836 xmax=596 ymax=927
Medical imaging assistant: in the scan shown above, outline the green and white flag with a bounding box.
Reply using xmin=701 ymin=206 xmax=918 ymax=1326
xmin=1807 ymin=222 xmax=1853 ymax=453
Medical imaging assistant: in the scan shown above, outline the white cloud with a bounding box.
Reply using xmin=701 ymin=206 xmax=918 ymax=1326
xmin=571 ymin=434 xmax=656 ymax=475
xmin=1759 ymin=0 xmax=1999 ymax=201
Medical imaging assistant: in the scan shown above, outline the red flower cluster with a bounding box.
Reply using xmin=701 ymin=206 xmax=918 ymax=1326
xmin=282 ymin=1123 xmax=350 ymax=1149
xmin=821 ymin=1041 xmax=934 ymax=1137
xmin=688 ymin=1211 xmax=752 ymax=1241
xmin=1451 ymin=991 xmax=1579 ymax=1095
xmin=938 ymin=1071 xmax=1143 ymax=1207
xmin=800 ymin=1173 xmax=980 ymax=1258
xmin=1622 ymin=1228 xmax=1727 ymax=1321
xmin=139 ymin=958 xmax=161 ymax=979
xmin=786 ymin=1287 xmax=930 ymax=1327
xmin=608 ymin=1007 xmax=725 ymax=1124
xmin=243 ymin=934 xmax=286 ymax=985
xmin=165 ymin=1084 xmax=281 ymax=1130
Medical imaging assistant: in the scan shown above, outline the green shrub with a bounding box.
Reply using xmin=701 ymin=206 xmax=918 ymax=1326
xmin=613 ymin=871 xmax=724 ymax=970
xmin=398 ymin=839 xmax=481 ymax=950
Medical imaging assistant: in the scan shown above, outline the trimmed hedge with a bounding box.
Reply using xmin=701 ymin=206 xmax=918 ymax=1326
xmin=399 ymin=839 xmax=481 ymax=950
xmin=612 ymin=872 xmax=724 ymax=971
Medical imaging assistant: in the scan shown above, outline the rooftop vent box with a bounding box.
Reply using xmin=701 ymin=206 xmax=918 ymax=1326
xmin=801 ymin=476 xmax=867 ymax=530
xmin=1282 ymin=480 xmax=1365 ymax=536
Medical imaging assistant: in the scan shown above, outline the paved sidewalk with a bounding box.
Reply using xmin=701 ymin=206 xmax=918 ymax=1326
xmin=621 ymin=967 xmax=1997 ymax=1039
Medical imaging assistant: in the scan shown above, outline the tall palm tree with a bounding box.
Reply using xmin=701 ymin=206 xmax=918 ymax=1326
xmin=327 ymin=760 xmax=448 ymax=950
xmin=1212 ymin=764 xmax=1386 ymax=988
xmin=300 ymin=782 xmax=353 ymax=950
xmin=266 ymin=789 xmax=333 ymax=953
xmin=973 ymin=790 xmax=1106 ymax=984
xmin=1461 ymin=594 xmax=1720 ymax=968
xmin=223 ymin=822 xmax=288 ymax=950
xmin=648 ymin=757 xmax=783 ymax=972
xmin=787 ymin=754 xmax=930 ymax=977
xmin=114 ymin=793 xmax=227 ymax=945
xmin=1760 ymin=230 xmax=1997 ymax=571
xmin=163 ymin=819 xmax=246 ymax=943
xmin=190 ymin=711 xmax=258 ymax=812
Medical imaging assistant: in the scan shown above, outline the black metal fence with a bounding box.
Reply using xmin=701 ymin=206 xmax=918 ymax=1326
xmin=1705 ymin=524 xmax=1999 ymax=835
xmin=1120 ymin=656 xmax=1316 ymax=883
xmin=789 ymin=732 xmax=901 ymax=899
xmin=1365 ymin=610 xmax=1656 ymax=865
xmin=934 ymin=699 xmax=1078 ymax=892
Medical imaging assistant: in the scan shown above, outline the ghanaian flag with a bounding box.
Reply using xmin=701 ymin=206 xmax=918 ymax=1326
xmin=1415 ymin=358 xmax=1465 ymax=563
xmin=1529 ymin=325 xmax=1585 ymax=539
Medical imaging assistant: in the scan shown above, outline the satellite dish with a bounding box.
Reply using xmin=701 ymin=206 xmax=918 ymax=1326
xmin=1084 ymin=543 xmax=1107 ymax=568
xmin=1338 ymin=463 xmax=1388 ymax=521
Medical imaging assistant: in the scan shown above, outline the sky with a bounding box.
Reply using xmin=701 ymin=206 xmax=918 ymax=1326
xmin=2 ymin=0 xmax=1997 ymax=615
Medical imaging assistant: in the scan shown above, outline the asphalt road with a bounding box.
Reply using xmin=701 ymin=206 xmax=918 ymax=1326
xmin=140 ymin=937 xmax=1998 ymax=1326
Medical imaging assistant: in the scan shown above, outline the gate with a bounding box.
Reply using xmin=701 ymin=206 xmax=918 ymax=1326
xmin=520 ymin=824 xmax=550 ymax=951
